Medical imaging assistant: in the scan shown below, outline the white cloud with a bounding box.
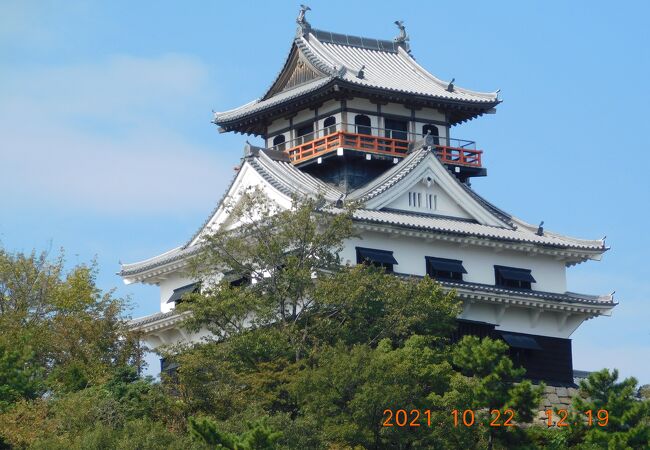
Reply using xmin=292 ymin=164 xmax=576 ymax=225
xmin=0 ymin=54 xmax=233 ymax=214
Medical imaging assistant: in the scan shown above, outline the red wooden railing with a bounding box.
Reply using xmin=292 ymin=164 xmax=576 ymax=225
xmin=286 ymin=131 xmax=482 ymax=167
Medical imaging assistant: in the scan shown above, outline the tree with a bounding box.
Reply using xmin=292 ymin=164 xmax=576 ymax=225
xmin=0 ymin=343 xmax=42 ymax=412
xmin=189 ymin=416 xmax=281 ymax=449
xmin=562 ymin=369 xmax=650 ymax=449
xmin=181 ymin=189 xmax=356 ymax=362
xmin=0 ymin=247 xmax=172 ymax=448
xmin=169 ymin=191 xmax=593 ymax=449
xmin=0 ymin=248 xmax=141 ymax=394
xmin=451 ymin=336 xmax=545 ymax=449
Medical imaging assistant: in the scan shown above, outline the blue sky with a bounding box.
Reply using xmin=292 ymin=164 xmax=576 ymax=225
xmin=1 ymin=1 xmax=648 ymax=384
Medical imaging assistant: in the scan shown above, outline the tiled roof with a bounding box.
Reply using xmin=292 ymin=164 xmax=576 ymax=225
xmin=351 ymin=208 xmax=605 ymax=251
xmin=347 ymin=147 xmax=431 ymax=201
xmin=431 ymin=279 xmax=613 ymax=307
xmin=214 ymin=30 xmax=498 ymax=124
xmin=128 ymin=311 xmax=176 ymax=328
xmin=388 ymin=274 xmax=614 ymax=310
xmin=120 ymin=245 xmax=198 ymax=277
xmin=120 ymin=149 xmax=343 ymax=279
xmin=310 ymin=35 xmax=497 ymax=103
xmin=127 ymin=277 xmax=614 ymax=332
xmin=248 ymin=149 xmax=343 ymax=202
xmin=214 ymin=76 xmax=334 ymax=123
xmin=120 ymin=144 xmax=605 ymax=279
xmin=347 ymin=144 xmax=514 ymax=227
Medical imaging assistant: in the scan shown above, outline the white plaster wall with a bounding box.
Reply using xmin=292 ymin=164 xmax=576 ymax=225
xmin=266 ymin=131 xmax=289 ymax=148
xmin=340 ymin=231 xmax=567 ymax=293
xmin=317 ymin=111 xmax=342 ymax=137
xmin=419 ymin=107 xmax=446 ymax=122
xmin=386 ymin=183 xmax=473 ymax=219
xmin=159 ymin=273 xmax=196 ymax=313
xmin=319 ymin=99 xmax=340 ymax=115
xmin=414 ymin=122 xmax=448 ymax=141
xmin=347 ymin=98 xmax=379 ymax=129
xmin=144 ymin=326 xmax=213 ymax=350
xmin=293 ymin=108 xmax=316 ymax=128
xmin=463 ymin=302 xmax=586 ymax=338
xmin=381 ymin=102 xmax=410 ymax=117
xmin=267 ymin=117 xmax=290 ymax=135
xmin=348 ymin=97 xmax=375 ymax=111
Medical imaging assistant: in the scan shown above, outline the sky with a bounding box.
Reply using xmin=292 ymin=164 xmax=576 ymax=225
xmin=1 ymin=1 xmax=649 ymax=384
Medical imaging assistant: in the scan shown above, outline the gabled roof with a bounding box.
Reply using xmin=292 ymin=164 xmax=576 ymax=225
xmin=350 ymin=208 xmax=605 ymax=252
xmin=120 ymin=143 xmax=607 ymax=282
xmin=214 ymin=27 xmax=499 ymax=133
xmin=347 ymin=145 xmax=512 ymax=228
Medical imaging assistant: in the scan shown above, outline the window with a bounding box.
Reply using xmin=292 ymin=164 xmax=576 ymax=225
xmin=166 ymin=282 xmax=200 ymax=305
xmin=296 ymin=123 xmax=314 ymax=144
xmin=500 ymin=333 xmax=542 ymax=350
xmin=422 ymin=124 xmax=440 ymax=146
xmin=354 ymin=114 xmax=372 ymax=135
xmin=494 ymin=265 xmax=536 ymax=290
xmin=323 ymin=116 xmax=336 ymax=135
xmin=160 ymin=357 xmax=179 ymax=379
xmin=229 ymin=274 xmax=251 ymax=287
xmin=356 ymin=246 xmax=397 ymax=273
xmin=272 ymin=134 xmax=286 ymax=151
xmin=426 ymin=194 xmax=436 ymax=210
xmin=408 ymin=192 xmax=422 ymax=207
xmin=384 ymin=118 xmax=408 ymax=140
xmin=408 ymin=191 xmax=434 ymax=208
xmin=426 ymin=256 xmax=467 ymax=281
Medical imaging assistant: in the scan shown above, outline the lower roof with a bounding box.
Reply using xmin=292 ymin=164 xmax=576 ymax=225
xmin=120 ymin=144 xmax=607 ymax=280
xmin=128 ymin=276 xmax=615 ymax=333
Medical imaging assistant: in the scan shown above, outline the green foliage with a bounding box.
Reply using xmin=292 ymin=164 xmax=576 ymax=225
xmin=0 ymin=248 xmax=141 ymax=395
xmin=29 ymin=418 xmax=200 ymax=450
xmin=639 ymin=384 xmax=650 ymax=400
xmin=564 ymin=369 xmax=650 ymax=449
xmin=452 ymin=336 xmax=543 ymax=418
xmin=0 ymin=343 xmax=43 ymax=412
xmin=293 ymin=336 xmax=455 ymax=448
xmin=0 ymin=247 xmax=187 ymax=448
xmin=181 ymin=190 xmax=357 ymax=362
xmin=1 ymin=196 xmax=646 ymax=449
xmin=449 ymin=336 xmax=544 ymax=449
xmin=189 ymin=416 xmax=281 ymax=449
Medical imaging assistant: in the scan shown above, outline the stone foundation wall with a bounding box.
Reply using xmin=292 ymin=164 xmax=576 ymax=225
xmin=534 ymin=384 xmax=580 ymax=425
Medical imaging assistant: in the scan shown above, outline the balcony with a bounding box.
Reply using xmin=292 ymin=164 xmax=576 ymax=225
xmin=272 ymin=123 xmax=483 ymax=168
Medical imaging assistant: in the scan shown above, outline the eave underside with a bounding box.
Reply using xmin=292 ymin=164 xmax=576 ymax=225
xmin=216 ymin=82 xmax=500 ymax=136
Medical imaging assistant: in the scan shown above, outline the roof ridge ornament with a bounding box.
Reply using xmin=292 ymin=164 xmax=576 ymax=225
xmin=296 ymin=4 xmax=312 ymax=37
xmin=393 ymin=20 xmax=410 ymax=51
xmin=424 ymin=129 xmax=436 ymax=148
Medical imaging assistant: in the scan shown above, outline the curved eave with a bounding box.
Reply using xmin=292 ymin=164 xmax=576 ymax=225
xmin=214 ymin=80 xmax=500 ymax=136
xmin=128 ymin=310 xmax=190 ymax=334
xmin=119 ymin=245 xmax=200 ymax=285
xmin=441 ymin=280 xmax=617 ymax=317
xmin=352 ymin=218 xmax=607 ymax=265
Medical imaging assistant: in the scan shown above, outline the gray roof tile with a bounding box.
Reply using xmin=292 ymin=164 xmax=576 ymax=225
xmin=215 ymin=30 xmax=498 ymax=124
xmin=350 ymin=208 xmax=604 ymax=250
xmin=120 ymin=145 xmax=604 ymax=278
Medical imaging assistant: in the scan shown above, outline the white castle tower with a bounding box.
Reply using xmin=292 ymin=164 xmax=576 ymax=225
xmin=121 ymin=11 xmax=615 ymax=385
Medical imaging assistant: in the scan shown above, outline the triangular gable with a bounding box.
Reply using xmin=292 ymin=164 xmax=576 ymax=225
xmin=384 ymin=182 xmax=473 ymax=220
xmin=187 ymin=161 xmax=293 ymax=247
xmin=263 ymin=44 xmax=329 ymax=99
xmin=362 ymin=150 xmax=511 ymax=228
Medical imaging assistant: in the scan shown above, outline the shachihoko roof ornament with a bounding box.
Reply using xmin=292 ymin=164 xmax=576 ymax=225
xmin=296 ymin=4 xmax=311 ymax=37
xmin=393 ymin=20 xmax=410 ymax=52
xmin=213 ymin=8 xmax=500 ymax=135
